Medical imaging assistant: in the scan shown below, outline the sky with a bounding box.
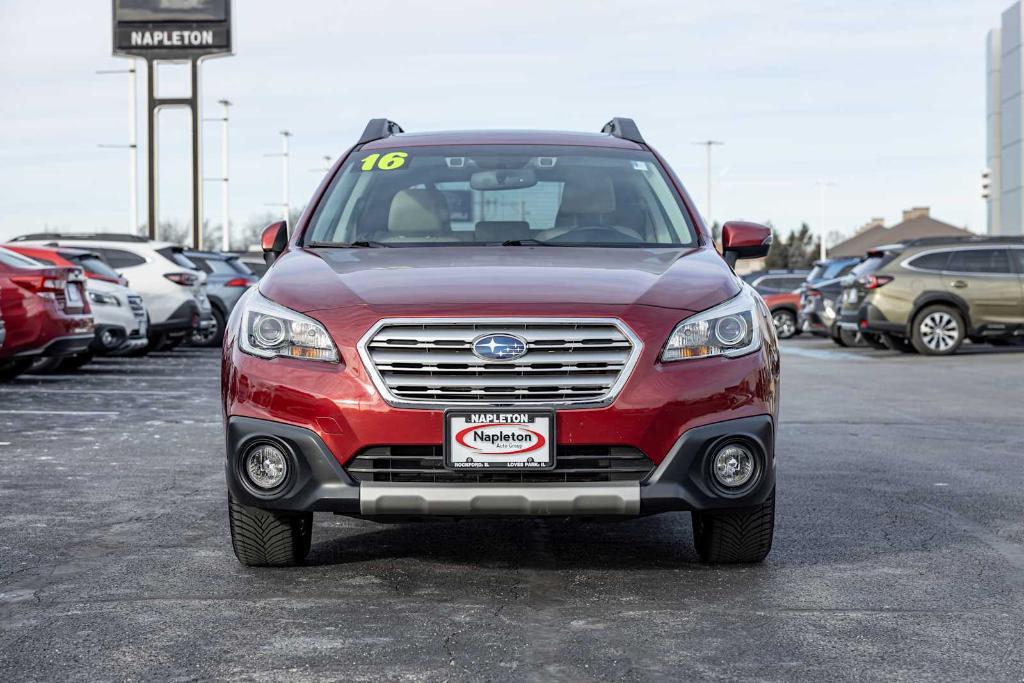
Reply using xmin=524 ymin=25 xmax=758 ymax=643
xmin=0 ymin=0 xmax=1012 ymax=246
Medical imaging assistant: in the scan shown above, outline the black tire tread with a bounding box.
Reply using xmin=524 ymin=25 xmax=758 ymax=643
xmin=692 ymin=491 xmax=775 ymax=564
xmin=228 ymin=497 xmax=312 ymax=567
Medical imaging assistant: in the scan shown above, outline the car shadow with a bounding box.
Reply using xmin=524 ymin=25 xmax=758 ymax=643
xmin=305 ymin=514 xmax=707 ymax=569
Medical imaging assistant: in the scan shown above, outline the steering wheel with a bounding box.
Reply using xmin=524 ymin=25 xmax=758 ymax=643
xmin=547 ymin=225 xmax=644 ymax=244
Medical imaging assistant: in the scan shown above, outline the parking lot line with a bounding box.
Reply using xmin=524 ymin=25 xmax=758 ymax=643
xmin=781 ymin=346 xmax=866 ymax=361
xmin=0 ymin=409 xmax=119 ymax=416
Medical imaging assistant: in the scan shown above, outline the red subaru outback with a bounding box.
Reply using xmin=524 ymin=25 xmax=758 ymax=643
xmin=223 ymin=119 xmax=779 ymax=566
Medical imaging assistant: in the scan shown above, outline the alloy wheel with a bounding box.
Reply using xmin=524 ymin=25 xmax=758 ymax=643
xmin=919 ymin=311 xmax=960 ymax=352
xmin=772 ymin=311 xmax=796 ymax=339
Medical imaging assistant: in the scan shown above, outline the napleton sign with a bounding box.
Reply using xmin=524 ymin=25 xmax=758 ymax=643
xmin=112 ymin=0 xmax=232 ymax=59
xmin=110 ymin=0 xmax=234 ymax=248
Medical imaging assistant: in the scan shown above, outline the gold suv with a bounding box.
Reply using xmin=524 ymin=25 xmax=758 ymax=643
xmin=837 ymin=237 xmax=1024 ymax=355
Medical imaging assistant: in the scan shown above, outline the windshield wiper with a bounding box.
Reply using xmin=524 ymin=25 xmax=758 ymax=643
xmin=307 ymin=240 xmax=390 ymax=248
xmin=501 ymin=239 xmax=552 ymax=246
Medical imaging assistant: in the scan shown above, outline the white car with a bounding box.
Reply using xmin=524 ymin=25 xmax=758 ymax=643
xmin=85 ymin=278 xmax=148 ymax=355
xmin=9 ymin=233 xmax=208 ymax=350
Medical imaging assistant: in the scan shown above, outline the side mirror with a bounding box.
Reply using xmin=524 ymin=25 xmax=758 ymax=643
xmin=261 ymin=221 xmax=288 ymax=266
xmin=721 ymin=221 xmax=772 ymax=268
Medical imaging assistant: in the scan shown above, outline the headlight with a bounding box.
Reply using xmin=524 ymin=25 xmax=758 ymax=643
xmin=239 ymin=290 xmax=339 ymax=362
xmin=661 ymin=285 xmax=763 ymax=361
xmin=88 ymin=291 xmax=120 ymax=306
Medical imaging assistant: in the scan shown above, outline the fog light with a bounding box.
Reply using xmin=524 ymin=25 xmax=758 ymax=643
xmin=100 ymin=329 xmax=118 ymax=349
xmin=712 ymin=444 xmax=756 ymax=488
xmin=245 ymin=444 xmax=288 ymax=489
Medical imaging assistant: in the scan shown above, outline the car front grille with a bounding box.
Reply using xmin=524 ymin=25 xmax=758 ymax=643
xmin=127 ymin=295 xmax=146 ymax=322
xmin=358 ymin=319 xmax=639 ymax=406
xmin=346 ymin=445 xmax=654 ymax=483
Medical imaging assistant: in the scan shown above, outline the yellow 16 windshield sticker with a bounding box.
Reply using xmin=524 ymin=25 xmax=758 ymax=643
xmin=360 ymin=151 xmax=408 ymax=171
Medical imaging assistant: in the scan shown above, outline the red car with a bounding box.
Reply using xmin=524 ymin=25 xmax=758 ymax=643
xmin=222 ymin=119 xmax=779 ymax=566
xmin=0 ymin=247 xmax=94 ymax=380
xmin=761 ymin=291 xmax=802 ymax=339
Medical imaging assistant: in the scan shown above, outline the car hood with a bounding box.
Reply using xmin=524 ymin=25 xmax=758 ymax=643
xmin=260 ymin=245 xmax=739 ymax=314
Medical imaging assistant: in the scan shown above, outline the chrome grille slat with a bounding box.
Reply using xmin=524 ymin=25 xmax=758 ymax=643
xmin=359 ymin=318 xmax=640 ymax=407
xmin=370 ymin=349 xmax=630 ymax=364
xmin=346 ymin=446 xmax=654 ymax=483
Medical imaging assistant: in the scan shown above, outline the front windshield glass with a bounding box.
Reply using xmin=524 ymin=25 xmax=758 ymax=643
xmin=304 ymin=145 xmax=697 ymax=247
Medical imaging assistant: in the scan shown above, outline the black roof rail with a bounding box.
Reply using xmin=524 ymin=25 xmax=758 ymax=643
xmin=357 ymin=118 xmax=405 ymax=145
xmin=601 ymin=117 xmax=645 ymax=144
xmin=902 ymin=235 xmax=1024 ymax=247
xmin=10 ymin=232 xmax=149 ymax=243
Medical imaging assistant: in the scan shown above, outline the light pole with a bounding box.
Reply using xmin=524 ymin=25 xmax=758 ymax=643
xmin=265 ymin=131 xmax=292 ymax=223
xmin=280 ymin=131 xmax=292 ymax=222
xmin=97 ymin=61 xmax=139 ymax=234
xmin=203 ymin=100 xmax=232 ymax=251
xmin=693 ymin=140 xmax=724 ymax=229
xmin=815 ymin=180 xmax=836 ymax=260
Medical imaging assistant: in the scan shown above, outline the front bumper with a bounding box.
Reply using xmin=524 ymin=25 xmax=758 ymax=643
xmin=225 ymin=415 xmax=776 ymax=517
xmin=150 ymin=300 xmax=200 ymax=337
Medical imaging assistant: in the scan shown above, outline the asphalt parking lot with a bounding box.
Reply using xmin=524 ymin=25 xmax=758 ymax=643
xmin=1 ymin=338 xmax=1023 ymax=681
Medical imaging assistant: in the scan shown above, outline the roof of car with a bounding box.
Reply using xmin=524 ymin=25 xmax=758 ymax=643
xmin=360 ymin=129 xmax=646 ymax=151
xmin=10 ymin=234 xmax=177 ymax=250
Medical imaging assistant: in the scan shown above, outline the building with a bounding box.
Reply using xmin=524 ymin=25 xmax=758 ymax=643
xmin=828 ymin=208 xmax=973 ymax=258
xmin=987 ymin=2 xmax=1024 ymax=235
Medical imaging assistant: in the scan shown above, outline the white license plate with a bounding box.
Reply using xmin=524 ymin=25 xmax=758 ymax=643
xmin=445 ymin=410 xmax=555 ymax=471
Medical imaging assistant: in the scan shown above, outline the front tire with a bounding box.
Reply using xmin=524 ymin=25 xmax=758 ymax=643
xmin=771 ymin=309 xmax=798 ymax=339
xmin=228 ymin=496 xmax=312 ymax=567
xmin=692 ymin=490 xmax=775 ymax=564
xmin=193 ymin=308 xmax=226 ymax=347
xmin=911 ymin=305 xmax=964 ymax=356
xmin=838 ymin=328 xmax=861 ymax=347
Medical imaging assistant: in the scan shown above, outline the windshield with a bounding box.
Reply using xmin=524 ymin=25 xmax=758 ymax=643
xmin=850 ymin=254 xmax=891 ymax=277
xmin=304 ymin=145 xmax=697 ymax=247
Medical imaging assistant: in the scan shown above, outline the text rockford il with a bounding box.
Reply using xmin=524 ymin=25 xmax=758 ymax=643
xmin=130 ymin=30 xmax=216 ymax=47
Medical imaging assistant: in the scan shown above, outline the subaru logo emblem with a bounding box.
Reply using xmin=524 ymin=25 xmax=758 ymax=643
xmin=472 ymin=334 xmax=528 ymax=361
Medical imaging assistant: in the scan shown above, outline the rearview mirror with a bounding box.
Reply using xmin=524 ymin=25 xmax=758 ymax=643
xmin=721 ymin=221 xmax=772 ymax=268
xmin=261 ymin=221 xmax=288 ymax=266
xmin=470 ymin=168 xmax=537 ymax=191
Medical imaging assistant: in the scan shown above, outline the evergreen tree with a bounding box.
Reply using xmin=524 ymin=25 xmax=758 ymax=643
xmin=763 ymin=229 xmax=789 ymax=268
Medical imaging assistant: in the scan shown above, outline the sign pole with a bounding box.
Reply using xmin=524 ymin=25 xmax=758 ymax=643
xmin=112 ymin=0 xmax=233 ymax=247
xmin=191 ymin=58 xmax=203 ymax=249
xmin=146 ymin=58 xmax=158 ymax=240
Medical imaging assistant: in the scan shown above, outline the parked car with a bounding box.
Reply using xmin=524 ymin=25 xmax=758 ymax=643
xmin=9 ymin=234 xmax=208 ymax=351
xmin=836 ymin=246 xmax=905 ymax=351
xmin=0 ymin=247 xmax=94 ymax=380
xmin=742 ymin=269 xmax=809 ymax=296
xmin=183 ymin=250 xmax=258 ymax=346
xmin=6 ymin=245 xmax=149 ymax=366
xmin=845 ymin=236 xmax=1024 ymax=355
xmin=234 ymin=252 xmax=268 ymax=278
xmin=798 ymin=257 xmax=861 ymax=342
xmin=744 ymin=269 xmax=809 ymax=339
xmin=761 ymin=290 xmax=802 ymax=339
xmin=222 ymin=117 xmax=779 ymax=567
